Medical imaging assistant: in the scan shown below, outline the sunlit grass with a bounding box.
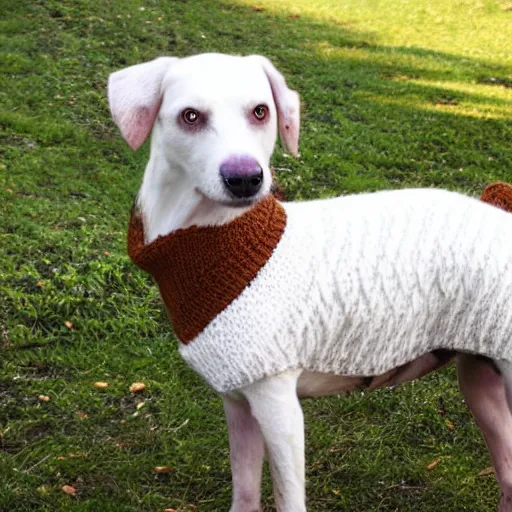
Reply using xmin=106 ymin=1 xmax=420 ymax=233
xmin=236 ymin=0 xmax=512 ymax=64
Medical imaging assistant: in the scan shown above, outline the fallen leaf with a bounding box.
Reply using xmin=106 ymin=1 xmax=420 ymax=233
xmin=94 ymin=381 xmax=109 ymax=389
xmin=36 ymin=281 xmax=45 ymax=287
xmin=136 ymin=401 xmax=145 ymax=410
xmin=446 ymin=420 xmax=454 ymax=431
xmin=38 ymin=395 xmax=51 ymax=402
xmin=104 ymin=251 xmax=111 ymax=256
xmin=252 ymin=5 xmax=265 ymax=11
xmin=64 ymin=321 xmax=73 ymax=329
xmin=68 ymin=452 xmax=86 ymax=458
xmin=37 ymin=485 xmax=50 ymax=494
xmin=6 ymin=188 xmax=14 ymax=193
xmin=115 ymin=441 xmax=131 ymax=448
xmin=477 ymin=467 xmax=495 ymax=476
xmin=77 ymin=411 xmax=89 ymax=420
xmin=129 ymin=382 xmax=146 ymax=393
xmin=163 ymin=509 xmax=177 ymax=512
xmin=120 ymin=419 xmax=127 ymax=424
xmin=154 ymin=466 xmax=175 ymax=473
xmin=426 ymin=457 xmax=441 ymax=470
xmin=186 ymin=505 xmax=198 ymax=510
xmin=61 ymin=485 xmax=76 ymax=495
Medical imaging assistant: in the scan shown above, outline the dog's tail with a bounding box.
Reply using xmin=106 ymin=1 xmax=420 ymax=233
xmin=481 ymin=182 xmax=512 ymax=212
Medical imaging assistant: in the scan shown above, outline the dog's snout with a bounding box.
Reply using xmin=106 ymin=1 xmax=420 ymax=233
xmin=220 ymin=156 xmax=263 ymax=198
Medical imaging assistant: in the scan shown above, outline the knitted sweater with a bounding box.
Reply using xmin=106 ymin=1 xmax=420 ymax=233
xmin=128 ymin=187 xmax=512 ymax=393
xmin=129 ymin=196 xmax=286 ymax=342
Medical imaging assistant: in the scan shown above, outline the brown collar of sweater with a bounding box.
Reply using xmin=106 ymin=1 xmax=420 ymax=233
xmin=128 ymin=195 xmax=287 ymax=343
xmin=481 ymin=182 xmax=512 ymax=212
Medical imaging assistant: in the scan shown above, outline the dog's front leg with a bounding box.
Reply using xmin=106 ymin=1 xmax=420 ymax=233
xmin=223 ymin=395 xmax=265 ymax=512
xmin=242 ymin=370 xmax=306 ymax=512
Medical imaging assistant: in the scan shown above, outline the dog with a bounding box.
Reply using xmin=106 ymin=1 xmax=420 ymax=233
xmin=108 ymin=53 xmax=512 ymax=511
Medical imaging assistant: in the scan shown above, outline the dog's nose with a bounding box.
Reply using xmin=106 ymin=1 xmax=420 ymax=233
xmin=220 ymin=156 xmax=263 ymax=199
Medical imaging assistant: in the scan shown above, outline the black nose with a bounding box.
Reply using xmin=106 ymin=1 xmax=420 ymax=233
xmin=220 ymin=157 xmax=264 ymax=198
xmin=222 ymin=171 xmax=263 ymax=198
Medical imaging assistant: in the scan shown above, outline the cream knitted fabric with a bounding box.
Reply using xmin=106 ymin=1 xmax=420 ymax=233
xmin=179 ymin=188 xmax=512 ymax=393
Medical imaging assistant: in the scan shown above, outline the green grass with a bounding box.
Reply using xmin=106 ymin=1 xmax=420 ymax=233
xmin=1 ymin=0 xmax=512 ymax=510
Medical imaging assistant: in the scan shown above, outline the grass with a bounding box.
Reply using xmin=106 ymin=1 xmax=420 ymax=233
xmin=1 ymin=0 xmax=512 ymax=510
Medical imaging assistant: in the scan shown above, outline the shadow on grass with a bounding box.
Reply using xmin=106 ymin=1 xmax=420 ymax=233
xmin=198 ymin=1 xmax=512 ymax=198
xmin=4 ymin=0 xmax=511 ymax=200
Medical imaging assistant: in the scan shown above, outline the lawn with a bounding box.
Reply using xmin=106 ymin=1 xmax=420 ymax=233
xmin=1 ymin=0 xmax=512 ymax=510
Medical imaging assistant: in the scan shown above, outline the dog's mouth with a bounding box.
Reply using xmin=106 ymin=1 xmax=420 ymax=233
xmin=219 ymin=197 xmax=260 ymax=208
xmin=195 ymin=188 xmax=265 ymax=208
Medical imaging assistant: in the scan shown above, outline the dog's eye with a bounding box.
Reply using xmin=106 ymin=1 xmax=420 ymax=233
xmin=182 ymin=109 xmax=200 ymax=125
xmin=253 ymin=105 xmax=268 ymax=121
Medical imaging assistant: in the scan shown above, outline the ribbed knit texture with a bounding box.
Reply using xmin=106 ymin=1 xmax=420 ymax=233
xmin=128 ymin=195 xmax=286 ymax=342
xmin=481 ymin=182 xmax=512 ymax=211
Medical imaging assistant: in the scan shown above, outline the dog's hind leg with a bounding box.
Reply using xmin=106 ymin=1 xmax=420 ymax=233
xmin=457 ymin=354 xmax=512 ymax=511
xmin=223 ymin=395 xmax=265 ymax=512
xmin=241 ymin=369 xmax=306 ymax=512
xmin=496 ymin=360 xmax=512 ymax=412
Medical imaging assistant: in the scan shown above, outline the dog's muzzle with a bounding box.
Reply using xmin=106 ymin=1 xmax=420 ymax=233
xmin=220 ymin=155 xmax=263 ymax=199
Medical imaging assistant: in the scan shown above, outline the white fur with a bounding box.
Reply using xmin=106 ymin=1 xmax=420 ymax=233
xmin=223 ymin=395 xmax=264 ymax=512
xmin=108 ymin=53 xmax=299 ymax=243
xmin=241 ymin=370 xmax=305 ymax=512
xmin=108 ymin=53 xmax=512 ymax=512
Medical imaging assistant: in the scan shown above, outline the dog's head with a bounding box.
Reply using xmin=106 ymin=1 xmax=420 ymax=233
xmin=108 ymin=53 xmax=299 ymax=207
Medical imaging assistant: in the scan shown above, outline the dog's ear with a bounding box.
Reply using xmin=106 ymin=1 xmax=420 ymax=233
xmin=108 ymin=57 xmax=178 ymax=150
xmin=251 ymin=56 xmax=300 ymax=157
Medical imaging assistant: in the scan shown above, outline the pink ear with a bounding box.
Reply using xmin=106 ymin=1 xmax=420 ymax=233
xmin=253 ymin=56 xmax=301 ymax=157
xmin=108 ymin=57 xmax=178 ymax=150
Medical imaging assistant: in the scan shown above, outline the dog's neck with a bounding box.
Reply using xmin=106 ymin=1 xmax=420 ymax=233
xmin=128 ymin=194 xmax=286 ymax=342
xmin=136 ymin=148 xmax=250 ymax=244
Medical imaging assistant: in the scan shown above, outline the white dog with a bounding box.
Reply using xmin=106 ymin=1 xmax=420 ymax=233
xmin=108 ymin=53 xmax=512 ymax=511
